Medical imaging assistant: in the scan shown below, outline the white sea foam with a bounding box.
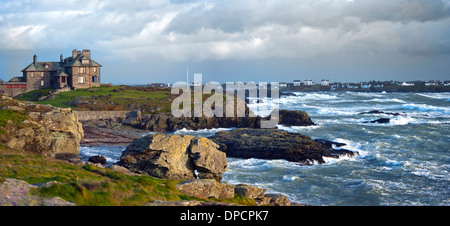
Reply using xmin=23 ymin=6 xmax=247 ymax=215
xmin=282 ymin=175 xmax=300 ymax=181
xmin=174 ymin=127 xmax=234 ymax=137
xmin=401 ymin=103 xmax=449 ymax=114
xmin=415 ymin=93 xmax=450 ymax=100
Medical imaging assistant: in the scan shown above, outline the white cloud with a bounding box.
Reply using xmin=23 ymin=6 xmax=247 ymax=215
xmin=0 ymin=0 xmax=449 ymax=62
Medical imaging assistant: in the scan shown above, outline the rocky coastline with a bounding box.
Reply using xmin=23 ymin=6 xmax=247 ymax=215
xmin=1 ymin=95 xmax=357 ymax=206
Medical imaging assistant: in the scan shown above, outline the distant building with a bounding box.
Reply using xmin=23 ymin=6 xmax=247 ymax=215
xmin=361 ymin=83 xmax=372 ymax=89
xmin=149 ymin=83 xmax=169 ymax=88
xmin=279 ymin=82 xmax=288 ymax=88
xmin=304 ymin=79 xmax=313 ymax=86
xmin=320 ymin=79 xmax=330 ymax=86
xmin=400 ymin=82 xmax=414 ymax=86
xmin=293 ymin=80 xmax=302 ymax=86
xmin=425 ymin=82 xmax=438 ymax=86
xmin=374 ymin=84 xmax=384 ymax=88
xmin=0 ymin=49 xmax=102 ymax=97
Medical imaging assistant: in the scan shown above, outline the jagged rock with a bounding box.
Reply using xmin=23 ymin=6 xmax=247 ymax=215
xmin=0 ymin=178 xmax=75 ymax=206
xmin=359 ymin=110 xmax=406 ymax=116
xmin=176 ymin=179 xmax=235 ymax=200
xmin=234 ymin=184 xmax=266 ymax=199
xmin=2 ymin=96 xmax=84 ymax=160
xmin=363 ymin=118 xmax=391 ymax=124
xmin=88 ymin=155 xmax=107 ymax=165
xmin=122 ymin=108 xmax=314 ymax=132
xmin=118 ymin=134 xmax=227 ymax=181
xmin=264 ymin=194 xmax=291 ymax=206
xmin=210 ymin=128 xmax=358 ymax=165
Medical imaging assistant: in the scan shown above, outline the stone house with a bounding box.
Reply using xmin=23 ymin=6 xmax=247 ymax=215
xmin=0 ymin=49 xmax=102 ymax=97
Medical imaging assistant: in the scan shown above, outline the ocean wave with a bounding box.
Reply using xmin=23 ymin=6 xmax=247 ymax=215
xmin=79 ymin=146 xmax=125 ymax=163
xmin=174 ymin=127 xmax=235 ymax=137
xmin=401 ymin=104 xmax=449 ymax=114
xmin=415 ymin=93 xmax=450 ymax=100
xmin=276 ymin=124 xmax=322 ymax=132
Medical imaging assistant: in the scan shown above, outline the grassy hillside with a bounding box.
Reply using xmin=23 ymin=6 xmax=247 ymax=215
xmin=16 ymin=85 xmax=174 ymax=114
xmin=0 ymin=147 xmax=254 ymax=206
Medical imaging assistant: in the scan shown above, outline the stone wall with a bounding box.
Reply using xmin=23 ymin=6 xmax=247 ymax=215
xmin=75 ymin=110 xmax=129 ymax=121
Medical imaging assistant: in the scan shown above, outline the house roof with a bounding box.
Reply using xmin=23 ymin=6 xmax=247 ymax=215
xmin=9 ymin=76 xmax=26 ymax=82
xmin=22 ymin=52 xmax=102 ymax=72
xmin=64 ymin=54 xmax=102 ymax=67
xmin=55 ymin=71 xmax=69 ymax=77
xmin=22 ymin=62 xmax=62 ymax=72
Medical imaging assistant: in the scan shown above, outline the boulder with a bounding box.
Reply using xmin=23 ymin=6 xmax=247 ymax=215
xmin=2 ymin=97 xmax=84 ymax=160
xmin=363 ymin=118 xmax=390 ymax=124
xmin=210 ymin=128 xmax=358 ymax=165
xmin=264 ymin=194 xmax=291 ymax=206
xmin=118 ymin=134 xmax=227 ymax=181
xmin=0 ymin=178 xmax=75 ymax=206
xmin=88 ymin=155 xmax=107 ymax=165
xmin=234 ymin=184 xmax=266 ymax=199
xmin=176 ymin=179 xmax=235 ymax=200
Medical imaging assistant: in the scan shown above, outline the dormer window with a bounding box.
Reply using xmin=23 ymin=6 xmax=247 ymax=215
xmin=82 ymin=59 xmax=89 ymax=64
xmin=45 ymin=64 xmax=49 ymax=68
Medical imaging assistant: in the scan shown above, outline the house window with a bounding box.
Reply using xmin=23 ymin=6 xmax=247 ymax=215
xmin=78 ymin=76 xmax=85 ymax=84
xmin=82 ymin=59 xmax=89 ymax=64
xmin=61 ymin=77 xmax=66 ymax=83
xmin=92 ymin=76 xmax=99 ymax=83
xmin=20 ymin=84 xmax=26 ymax=88
xmin=6 ymin=85 xmax=12 ymax=88
xmin=41 ymin=72 xmax=44 ymax=78
xmin=13 ymin=84 xmax=19 ymax=88
xmin=93 ymin=67 xmax=97 ymax=73
xmin=41 ymin=80 xmax=45 ymax=87
xmin=30 ymin=72 xmax=34 ymax=78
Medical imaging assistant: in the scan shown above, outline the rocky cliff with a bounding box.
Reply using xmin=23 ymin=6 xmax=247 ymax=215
xmin=0 ymin=95 xmax=84 ymax=160
xmin=122 ymin=109 xmax=315 ymax=132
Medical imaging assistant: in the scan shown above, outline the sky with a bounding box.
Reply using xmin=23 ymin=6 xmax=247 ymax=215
xmin=0 ymin=0 xmax=449 ymax=84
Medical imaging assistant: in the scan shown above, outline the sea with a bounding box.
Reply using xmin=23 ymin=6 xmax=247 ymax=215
xmin=80 ymin=91 xmax=450 ymax=206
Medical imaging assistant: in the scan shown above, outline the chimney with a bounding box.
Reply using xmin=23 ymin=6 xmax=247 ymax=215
xmin=60 ymin=54 xmax=63 ymax=63
xmin=82 ymin=49 xmax=91 ymax=58
xmin=72 ymin=49 xmax=78 ymax=58
xmin=33 ymin=55 xmax=37 ymax=65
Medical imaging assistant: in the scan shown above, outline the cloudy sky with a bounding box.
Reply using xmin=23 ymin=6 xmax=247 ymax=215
xmin=0 ymin=0 xmax=449 ymax=84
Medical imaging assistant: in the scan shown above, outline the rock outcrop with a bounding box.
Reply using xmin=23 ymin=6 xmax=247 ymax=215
xmin=210 ymin=128 xmax=358 ymax=165
xmin=122 ymin=109 xmax=315 ymax=132
xmin=0 ymin=178 xmax=75 ymax=206
xmin=117 ymin=134 xmax=228 ymax=181
xmin=1 ymin=95 xmax=84 ymax=160
xmin=175 ymin=179 xmax=299 ymax=206
xmin=176 ymin=179 xmax=236 ymax=200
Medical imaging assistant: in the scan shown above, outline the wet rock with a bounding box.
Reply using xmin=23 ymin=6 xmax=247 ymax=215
xmin=210 ymin=128 xmax=358 ymax=165
xmin=88 ymin=155 xmax=107 ymax=165
xmin=359 ymin=110 xmax=406 ymax=116
xmin=363 ymin=118 xmax=391 ymax=124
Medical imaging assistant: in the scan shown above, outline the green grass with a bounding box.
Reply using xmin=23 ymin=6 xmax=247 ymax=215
xmin=0 ymin=148 xmax=254 ymax=206
xmin=0 ymin=109 xmax=28 ymax=127
xmin=32 ymin=85 xmax=173 ymax=113
xmin=15 ymin=88 xmax=55 ymax=102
